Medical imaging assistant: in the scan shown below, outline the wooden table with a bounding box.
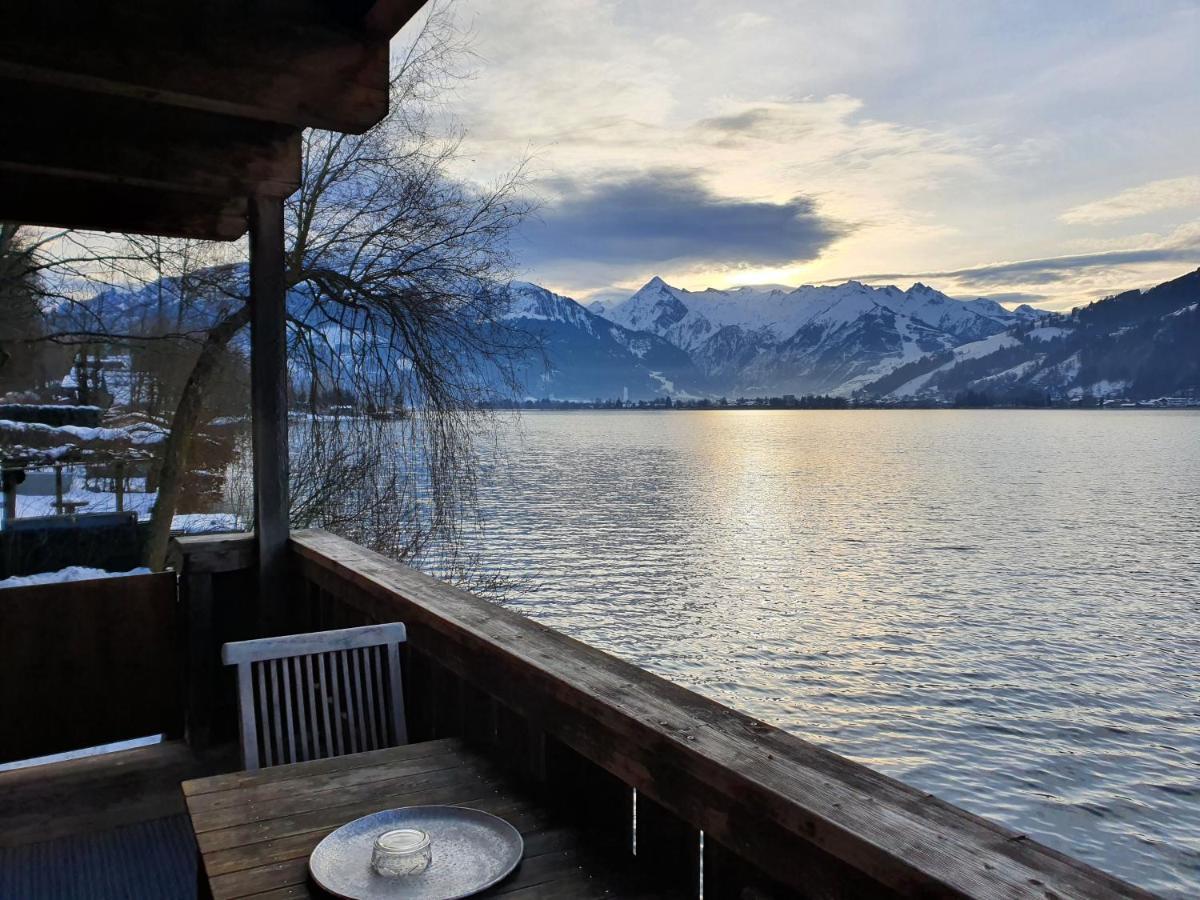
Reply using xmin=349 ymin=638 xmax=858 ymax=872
xmin=183 ymin=737 xmax=667 ymax=899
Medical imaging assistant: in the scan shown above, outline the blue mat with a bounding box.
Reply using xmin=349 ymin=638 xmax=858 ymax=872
xmin=0 ymin=814 xmax=196 ymax=899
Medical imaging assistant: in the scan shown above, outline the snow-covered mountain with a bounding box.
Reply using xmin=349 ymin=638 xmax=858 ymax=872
xmin=79 ymin=262 xmax=1196 ymax=405
xmin=586 ymin=276 xmax=1036 ymax=396
xmin=858 ymin=268 xmax=1200 ymax=403
xmin=501 ymin=282 xmax=708 ymax=399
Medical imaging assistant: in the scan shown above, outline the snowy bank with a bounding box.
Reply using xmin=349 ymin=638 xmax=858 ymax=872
xmin=0 ymin=566 xmax=152 ymax=589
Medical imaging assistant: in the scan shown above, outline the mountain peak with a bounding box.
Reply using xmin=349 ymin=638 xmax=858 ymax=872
xmin=640 ymin=275 xmax=670 ymax=292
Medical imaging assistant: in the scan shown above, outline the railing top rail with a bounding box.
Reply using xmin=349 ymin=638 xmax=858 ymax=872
xmin=289 ymin=528 xmax=1151 ymax=900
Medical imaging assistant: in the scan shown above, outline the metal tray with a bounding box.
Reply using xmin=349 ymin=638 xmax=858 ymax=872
xmin=309 ymin=805 xmax=524 ymax=900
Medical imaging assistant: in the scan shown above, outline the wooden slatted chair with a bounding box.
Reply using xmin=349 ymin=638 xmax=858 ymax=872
xmin=222 ymin=623 xmax=408 ymax=770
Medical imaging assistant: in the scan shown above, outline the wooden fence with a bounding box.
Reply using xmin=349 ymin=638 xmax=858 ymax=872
xmin=0 ymin=571 xmax=181 ymax=762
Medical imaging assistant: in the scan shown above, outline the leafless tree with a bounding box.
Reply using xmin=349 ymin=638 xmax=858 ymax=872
xmin=8 ymin=5 xmax=534 ymax=572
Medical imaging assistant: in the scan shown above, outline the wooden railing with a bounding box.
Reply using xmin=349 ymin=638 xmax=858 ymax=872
xmin=283 ymin=529 xmax=1150 ymax=900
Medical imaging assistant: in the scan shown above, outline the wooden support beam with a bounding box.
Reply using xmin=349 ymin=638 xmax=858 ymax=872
xmin=0 ymin=171 xmax=248 ymax=241
xmin=249 ymin=195 xmax=290 ymax=633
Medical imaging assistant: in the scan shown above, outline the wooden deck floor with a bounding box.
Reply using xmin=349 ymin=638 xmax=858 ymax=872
xmin=0 ymin=740 xmax=237 ymax=899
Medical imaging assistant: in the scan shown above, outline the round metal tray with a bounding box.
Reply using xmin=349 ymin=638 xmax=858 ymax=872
xmin=309 ymin=806 xmax=524 ymax=900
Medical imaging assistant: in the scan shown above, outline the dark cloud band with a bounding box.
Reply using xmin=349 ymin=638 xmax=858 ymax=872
xmin=517 ymin=169 xmax=848 ymax=269
xmin=840 ymin=247 xmax=1200 ymax=288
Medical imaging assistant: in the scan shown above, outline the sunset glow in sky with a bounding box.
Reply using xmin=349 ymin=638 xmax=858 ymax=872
xmin=414 ymin=0 xmax=1200 ymax=310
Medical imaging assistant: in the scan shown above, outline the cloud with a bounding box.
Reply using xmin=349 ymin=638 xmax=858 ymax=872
xmin=517 ymin=169 xmax=850 ymax=269
xmin=839 ymin=224 xmax=1200 ymax=290
xmin=922 ymin=248 xmax=1200 ymax=286
xmin=1060 ymin=176 xmax=1200 ymax=225
xmin=967 ymin=292 xmax=1048 ymax=306
xmin=697 ymin=107 xmax=780 ymax=135
xmin=441 ymin=1 xmax=1200 ymax=303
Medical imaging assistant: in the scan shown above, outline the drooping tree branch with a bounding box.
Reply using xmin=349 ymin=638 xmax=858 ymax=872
xmin=13 ymin=2 xmax=536 ymax=581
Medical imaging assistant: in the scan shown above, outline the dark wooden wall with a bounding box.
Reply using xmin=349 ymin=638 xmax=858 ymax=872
xmin=0 ymin=572 xmax=181 ymax=762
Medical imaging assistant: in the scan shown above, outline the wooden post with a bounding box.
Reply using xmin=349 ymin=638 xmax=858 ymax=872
xmin=54 ymin=464 xmax=64 ymax=515
xmin=249 ymin=194 xmax=289 ymax=634
xmin=114 ymin=459 xmax=125 ymax=513
xmin=1 ymin=467 xmax=18 ymax=527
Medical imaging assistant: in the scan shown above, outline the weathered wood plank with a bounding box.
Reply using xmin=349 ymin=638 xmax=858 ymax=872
xmin=169 ymin=533 xmax=257 ymax=575
xmin=183 ymin=737 xmax=463 ymax=797
xmin=1 ymin=87 xmax=301 ymax=197
xmin=193 ymin=761 xmax=498 ymax=837
xmin=187 ymin=748 xmax=481 ymax=819
xmin=289 ymin=529 xmax=1152 ymax=900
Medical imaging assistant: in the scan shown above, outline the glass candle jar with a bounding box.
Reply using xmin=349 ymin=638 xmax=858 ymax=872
xmin=371 ymin=828 xmax=432 ymax=877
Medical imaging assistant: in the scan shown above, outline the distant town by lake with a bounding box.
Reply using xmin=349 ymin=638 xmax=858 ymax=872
xmin=480 ymin=393 xmax=1200 ymax=410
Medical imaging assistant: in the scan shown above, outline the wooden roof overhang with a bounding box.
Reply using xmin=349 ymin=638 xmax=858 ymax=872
xmin=0 ymin=0 xmax=427 ymax=240
xmin=0 ymin=1 xmax=427 ymax=594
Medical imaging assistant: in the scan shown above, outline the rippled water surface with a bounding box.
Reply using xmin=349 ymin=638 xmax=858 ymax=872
xmin=468 ymin=410 xmax=1199 ymax=896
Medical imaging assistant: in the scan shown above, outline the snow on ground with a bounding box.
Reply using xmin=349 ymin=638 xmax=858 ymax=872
xmin=1082 ymin=379 xmax=1129 ymax=397
xmin=17 ymin=487 xmax=157 ymax=520
xmin=1027 ymin=326 xmax=1071 ymax=342
xmin=887 ymin=333 xmax=1023 ymax=398
xmin=952 ymin=332 xmax=1021 ymax=361
xmin=0 ymin=418 xmax=166 ymax=445
xmin=13 ymin=472 xmax=242 ymax=533
xmin=889 ymin=360 xmax=955 ymax=399
xmin=647 ymin=371 xmax=676 ymax=394
xmin=0 ymin=566 xmax=152 ymax=589
xmin=974 ymin=359 xmax=1041 ymax=385
xmin=1045 ymin=352 xmax=1081 ymax=384
xmin=171 ymin=513 xmax=242 ymax=534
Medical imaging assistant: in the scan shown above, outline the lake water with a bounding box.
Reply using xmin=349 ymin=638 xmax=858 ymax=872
xmin=469 ymin=409 xmax=1200 ymax=896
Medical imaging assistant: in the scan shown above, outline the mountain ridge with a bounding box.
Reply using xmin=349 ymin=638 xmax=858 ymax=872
xmin=504 ymin=269 xmax=1198 ymax=402
xmin=63 ymin=262 xmax=1199 ymax=405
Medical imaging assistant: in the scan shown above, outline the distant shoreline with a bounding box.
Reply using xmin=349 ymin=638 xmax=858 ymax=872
xmin=480 ymin=399 xmax=1198 ymax=412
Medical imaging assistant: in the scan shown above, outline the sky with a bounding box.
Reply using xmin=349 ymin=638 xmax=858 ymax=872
xmin=408 ymin=0 xmax=1199 ymax=311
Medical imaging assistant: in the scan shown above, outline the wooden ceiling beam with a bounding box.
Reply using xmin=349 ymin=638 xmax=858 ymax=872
xmin=0 ymin=2 xmax=431 ymax=240
xmin=0 ymin=84 xmax=303 ymax=199
xmin=0 ymin=24 xmax=390 ymax=134
xmin=0 ymin=173 xmax=249 ymax=242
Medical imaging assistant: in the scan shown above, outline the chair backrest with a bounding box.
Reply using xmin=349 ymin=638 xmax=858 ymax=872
xmin=222 ymin=623 xmax=407 ymax=770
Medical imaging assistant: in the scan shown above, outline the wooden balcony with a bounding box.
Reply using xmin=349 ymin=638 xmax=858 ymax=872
xmin=0 ymin=529 xmax=1156 ymax=898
